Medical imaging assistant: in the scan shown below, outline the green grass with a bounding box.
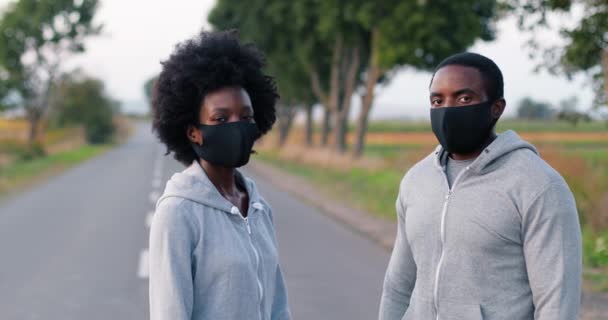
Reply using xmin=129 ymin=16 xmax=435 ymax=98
xmin=258 ymin=147 xmax=608 ymax=286
xmin=0 ymin=144 xmax=110 ymax=195
xmin=257 ymin=151 xmax=403 ymax=220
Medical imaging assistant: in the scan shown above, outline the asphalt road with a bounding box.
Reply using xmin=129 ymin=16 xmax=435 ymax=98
xmin=0 ymin=122 xmax=390 ymax=320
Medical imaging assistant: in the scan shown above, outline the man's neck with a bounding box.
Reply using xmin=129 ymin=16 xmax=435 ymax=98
xmin=450 ymin=132 xmax=497 ymax=161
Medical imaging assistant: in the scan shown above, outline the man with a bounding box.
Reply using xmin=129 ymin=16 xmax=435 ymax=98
xmin=379 ymin=52 xmax=581 ymax=320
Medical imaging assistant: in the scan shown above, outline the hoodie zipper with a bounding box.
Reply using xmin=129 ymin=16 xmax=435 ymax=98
xmin=237 ymin=209 xmax=264 ymax=319
xmin=433 ymin=165 xmax=470 ymax=320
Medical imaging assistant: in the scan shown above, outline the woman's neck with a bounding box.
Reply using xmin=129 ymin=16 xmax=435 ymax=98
xmin=199 ymin=159 xmax=240 ymax=197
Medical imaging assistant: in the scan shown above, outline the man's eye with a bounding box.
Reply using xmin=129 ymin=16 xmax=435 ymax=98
xmin=214 ymin=117 xmax=227 ymax=123
xmin=242 ymin=115 xmax=254 ymax=120
xmin=431 ymin=99 xmax=442 ymax=106
xmin=459 ymin=96 xmax=472 ymax=103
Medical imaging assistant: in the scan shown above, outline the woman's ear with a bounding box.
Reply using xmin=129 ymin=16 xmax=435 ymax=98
xmin=187 ymin=125 xmax=203 ymax=145
xmin=492 ymin=98 xmax=506 ymax=119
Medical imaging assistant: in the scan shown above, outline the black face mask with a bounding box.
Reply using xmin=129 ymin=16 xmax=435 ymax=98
xmin=430 ymin=101 xmax=498 ymax=154
xmin=191 ymin=121 xmax=260 ymax=168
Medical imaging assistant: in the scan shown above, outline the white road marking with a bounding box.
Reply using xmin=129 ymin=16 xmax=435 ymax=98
xmin=149 ymin=191 xmax=161 ymax=204
xmin=146 ymin=211 xmax=154 ymax=228
xmin=137 ymin=249 xmax=149 ymax=279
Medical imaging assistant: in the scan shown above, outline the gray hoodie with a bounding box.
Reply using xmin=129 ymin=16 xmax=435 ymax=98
xmin=379 ymin=130 xmax=582 ymax=320
xmin=149 ymin=161 xmax=291 ymax=320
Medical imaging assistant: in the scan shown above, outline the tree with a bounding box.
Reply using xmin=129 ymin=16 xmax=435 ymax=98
xmin=555 ymin=95 xmax=590 ymax=127
xmin=209 ymin=0 xmax=322 ymax=147
xmin=143 ymin=75 xmax=158 ymax=105
xmin=0 ymin=0 xmax=101 ymax=143
xmin=516 ymin=97 xmax=554 ymax=119
xmin=509 ymin=0 xmax=608 ymax=108
xmin=51 ymin=71 xmax=117 ymax=144
xmin=351 ymin=0 xmax=498 ymax=157
xmin=210 ymin=0 xmax=499 ymax=156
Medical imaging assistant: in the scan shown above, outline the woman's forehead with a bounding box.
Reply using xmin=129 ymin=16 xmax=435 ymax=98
xmin=202 ymin=87 xmax=252 ymax=111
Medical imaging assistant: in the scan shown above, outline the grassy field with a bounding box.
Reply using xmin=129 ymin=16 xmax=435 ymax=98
xmin=0 ymin=144 xmax=109 ymax=197
xmin=0 ymin=117 xmax=128 ymax=198
xmin=258 ymin=119 xmax=608 ymax=283
xmin=358 ymin=118 xmax=608 ymax=133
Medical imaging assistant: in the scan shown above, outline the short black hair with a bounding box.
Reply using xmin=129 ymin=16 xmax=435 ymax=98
xmin=152 ymin=30 xmax=278 ymax=166
xmin=431 ymin=52 xmax=504 ymax=101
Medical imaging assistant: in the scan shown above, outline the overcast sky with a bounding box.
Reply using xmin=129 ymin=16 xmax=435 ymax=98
xmin=0 ymin=0 xmax=595 ymax=120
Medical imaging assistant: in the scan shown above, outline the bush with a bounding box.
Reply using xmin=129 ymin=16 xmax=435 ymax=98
xmin=85 ymin=116 xmax=115 ymax=144
xmin=583 ymin=228 xmax=608 ymax=268
xmin=17 ymin=142 xmax=46 ymax=161
xmin=51 ymin=71 xmax=118 ymax=144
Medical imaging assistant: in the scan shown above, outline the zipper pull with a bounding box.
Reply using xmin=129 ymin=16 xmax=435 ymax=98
xmin=245 ymin=218 xmax=252 ymax=234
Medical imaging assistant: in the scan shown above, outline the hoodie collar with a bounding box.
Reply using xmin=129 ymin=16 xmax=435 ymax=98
xmin=156 ymin=161 xmax=264 ymax=215
xmin=434 ymin=130 xmax=538 ymax=174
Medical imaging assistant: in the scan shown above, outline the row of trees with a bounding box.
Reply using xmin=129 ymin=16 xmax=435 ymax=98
xmin=516 ymin=95 xmax=595 ymax=126
xmin=205 ymin=0 xmax=607 ymax=157
xmin=0 ymin=0 xmax=106 ymax=144
xmin=208 ymin=0 xmax=499 ymax=157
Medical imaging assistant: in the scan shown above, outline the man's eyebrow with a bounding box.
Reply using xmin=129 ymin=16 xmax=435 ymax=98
xmin=430 ymin=92 xmax=442 ymax=97
xmin=452 ymin=88 xmax=478 ymax=96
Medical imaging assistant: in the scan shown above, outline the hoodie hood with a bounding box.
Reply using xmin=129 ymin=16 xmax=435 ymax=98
xmin=156 ymin=160 xmax=263 ymax=214
xmin=434 ymin=130 xmax=538 ymax=174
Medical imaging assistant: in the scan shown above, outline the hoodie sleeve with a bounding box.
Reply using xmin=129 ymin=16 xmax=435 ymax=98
xmin=149 ymin=199 xmax=197 ymax=320
xmin=266 ymin=205 xmax=292 ymax=320
xmin=271 ymin=264 xmax=291 ymax=320
xmin=379 ymin=177 xmax=417 ymax=320
xmin=522 ymin=181 xmax=582 ymax=320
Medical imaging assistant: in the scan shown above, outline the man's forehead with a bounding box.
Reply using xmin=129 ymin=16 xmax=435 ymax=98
xmin=431 ymin=65 xmax=485 ymax=91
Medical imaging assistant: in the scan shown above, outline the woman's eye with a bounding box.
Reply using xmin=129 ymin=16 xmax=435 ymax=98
xmin=214 ymin=117 xmax=227 ymax=123
xmin=243 ymin=115 xmax=254 ymax=121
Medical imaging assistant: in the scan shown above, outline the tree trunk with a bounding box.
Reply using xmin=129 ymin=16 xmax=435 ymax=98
xmin=276 ymin=105 xmax=297 ymax=147
xmin=28 ymin=112 xmax=40 ymax=143
xmin=321 ymin=108 xmax=331 ymax=146
xmin=305 ymin=104 xmax=313 ymax=146
xmin=354 ymin=97 xmax=371 ymax=158
xmin=603 ymin=48 xmax=608 ymax=104
xmin=353 ymin=28 xmax=382 ymax=158
xmin=333 ymin=46 xmax=361 ymax=153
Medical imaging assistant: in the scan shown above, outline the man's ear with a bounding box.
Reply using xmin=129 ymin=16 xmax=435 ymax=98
xmin=187 ymin=125 xmax=203 ymax=145
xmin=492 ymin=98 xmax=506 ymax=119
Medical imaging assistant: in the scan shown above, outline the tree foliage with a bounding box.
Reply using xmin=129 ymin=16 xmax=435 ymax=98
xmin=209 ymin=0 xmax=500 ymax=155
xmin=0 ymin=0 xmax=101 ymax=142
xmin=517 ymin=96 xmax=555 ymax=119
xmin=51 ymin=71 xmax=117 ymax=144
xmin=509 ymin=0 xmax=608 ymax=107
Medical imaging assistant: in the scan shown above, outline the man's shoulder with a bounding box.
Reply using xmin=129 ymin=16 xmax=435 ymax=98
xmin=400 ymin=150 xmax=439 ymax=187
xmin=499 ymin=148 xmax=569 ymax=200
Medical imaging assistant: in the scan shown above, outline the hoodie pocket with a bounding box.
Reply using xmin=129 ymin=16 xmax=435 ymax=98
xmin=439 ymin=302 xmax=483 ymax=320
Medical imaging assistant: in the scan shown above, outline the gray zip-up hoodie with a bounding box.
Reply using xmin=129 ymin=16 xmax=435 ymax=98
xmin=379 ymin=130 xmax=582 ymax=320
xmin=149 ymin=161 xmax=291 ymax=320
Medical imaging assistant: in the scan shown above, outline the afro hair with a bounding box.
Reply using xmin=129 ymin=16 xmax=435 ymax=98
xmin=152 ymin=30 xmax=278 ymax=166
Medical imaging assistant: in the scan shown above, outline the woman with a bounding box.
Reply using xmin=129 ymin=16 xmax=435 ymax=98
xmin=149 ymin=30 xmax=291 ymax=320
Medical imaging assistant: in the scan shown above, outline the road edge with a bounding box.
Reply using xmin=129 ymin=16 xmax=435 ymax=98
xmin=247 ymin=160 xmax=396 ymax=251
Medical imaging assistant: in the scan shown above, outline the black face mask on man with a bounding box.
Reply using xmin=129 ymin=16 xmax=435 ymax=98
xmin=191 ymin=121 xmax=260 ymax=168
xmin=430 ymin=101 xmax=498 ymax=154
